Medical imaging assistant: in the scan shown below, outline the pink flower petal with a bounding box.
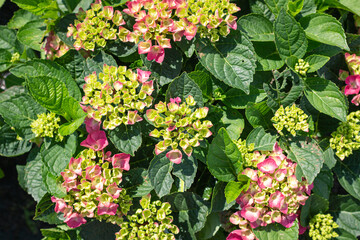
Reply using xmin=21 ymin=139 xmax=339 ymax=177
xmin=137 ymin=69 xmax=152 ymax=83
xmin=80 ymin=130 xmax=108 ymax=151
xmin=257 ymin=157 xmax=278 ymax=174
xmin=166 ymin=149 xmax=182 ymax=164
xmin=112 ymin=153 xmax=130 ymax=171
xmin=64 ymin=213 xmax=86 ymax=228
xmin=97 ymin=202 xmax=118 ymax=215
xmin=269 ymin=191 xmax=285 ymax=209
xmin=240 ymin=206 xmax=261 ymax=222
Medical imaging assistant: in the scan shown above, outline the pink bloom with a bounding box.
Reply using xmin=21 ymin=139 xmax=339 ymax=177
xmin=299 ymin=221 xmax=308 ymax=234
xmin=184 ymin=23 xmax=197 ymax=40
xmin=258 ymin=175 xmax=273 ymax=189
xmin=84 ymin=118 xmax=101 ymax=133
xmin=103 ymin=6 xmax=114 ymax=20
xmin=112 ymin=153 xmax=130 ymax=171
xmin=85 ymin=165 xmax=102 ymax=181
xmin=229 ymin=211 xmax=242 ymax=225
xmin=138 ymin=40 xmax=152 ymax=54
xmin=225 ymin=15 xmax=238 ymax=30
xmin=170 ymin=97 xmax=181 ymax=103
xmin=226 ymin=230 xmax=244 ymax=240
xmin=166 ymin=149 xmax=182 ymax=164
xmin=61 ymin=169 xmax=78 ymax=183
xmin=69 ymin=157 xmax=83 ymax=175
xmin=127 ymin=110 xmax=143 ymax=125
xmin=107 ymin=182 xmax=122 ymax=199
xmin=279 ymin=201 xmax=289 ymax=214
xmin=274 ymin=168 xmax=287 ymax=182
xmin=147 ymin=45 xmax=165 ymax=63
xmin=236 ymin=193 xmax=254 ymax=207
xmin=344 ymin=75 xmax=360 ymax=95
xmin=352 ymin=94 xmax=360 ymax=106
xmin=80 ymin=130 xmax=108 ymax=151
xmin=240 ymin=206 xmax=261 ymax=222
xmin=287 ymin=175 xmax=298 ymax=189
xmin=280 ymin=214 xmax=297 ymax=228
xmin=92 ymin=176 xmax=105 ymax=191
xmin=137 ymin=69 xmax=152 ymax=83
xmin=242 ymin=168 xmax=258 ymax=181
xmin=155 ymin=141 xmax=168 ymax=155
xmin=51 ymin=197 xmax=67 ymax=213
xmin=64 ymin=213 xmax=87 ymax=228
xmin=269 ymin=191 xmax=285 ymax=209
xmin=339 ymin=69 xmax=349 ymax=81
xmin=271 ymin=210 xmax=282 ymax=223
xmin=156 ymin=36 xmax=172 ymax=48
xmin=62 ymin=179 xmax=78 ymax=192
xmin=257 ymin=157 xmax=278 ymax=174
xmin=97 ymin=202 xmax=118 ymax=215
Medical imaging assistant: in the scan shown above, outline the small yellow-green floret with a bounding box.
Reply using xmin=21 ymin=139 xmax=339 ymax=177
xmin=309 ymin=213 xmax=339 ymax=240
xmin=272 ymin=104 xmax=309 ymax=136
xmin=31 ymin=112 xmax=63 ymax=141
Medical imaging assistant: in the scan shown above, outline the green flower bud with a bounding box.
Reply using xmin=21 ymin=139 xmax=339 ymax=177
xmin=31 ymin=112 xmax=63 ymax=141
xmin=295 ymin=59 xmax=310 ymax=75
xmin=272 ymin=104 xmax=309 ymax=136
xmin=309 ymin=214 xmax=339 ymax=240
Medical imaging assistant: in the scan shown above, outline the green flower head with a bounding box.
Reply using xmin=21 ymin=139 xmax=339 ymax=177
xmin=309 ymin=213 xmax=339 ymax=240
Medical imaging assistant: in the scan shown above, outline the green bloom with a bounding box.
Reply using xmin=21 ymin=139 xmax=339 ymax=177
xmin=31 ymin=112 xmax=63 ymax=141
xmin=272 ymin=104 xmax=309 ymax=136
xmin=309 ymin=214 xmax=339 ymax=240
xmin=330 ymin=110 xmax=360 ymax=160
xmin=233 ymin=139 xmax=256 ymax=168
xmin=295 ymin=59 xmax=310 ymax=76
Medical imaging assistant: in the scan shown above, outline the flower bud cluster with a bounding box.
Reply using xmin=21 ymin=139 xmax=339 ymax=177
xmin=42 ymin=31 xmax=70 ymax=60
xmin=10 ymin=52 xmax=20 ymax=63
xmin=234 ymin=139 xmax=256 ymax=168
xmin=272 ymin=104 xmax=309 ymax=136
xmin=294 ymin=59 xmax=310 ymax=76
xmin=31 ymin=112 xmax=63 ymax=141
xmin=146 ymin=96 xmax=212 ymax=164
xmin=227 ymin=143 xmax=312 ymax=239
xmin=67 ymin=0 xmax=125 ymax=51
xmin=309 ymin=214 xmax=339 ymax=240
xmin=115 ymin=194 xmax=179 ymax=240
xmin=339 ymin=53 xmax=360 ymax=105
xmin=81 ymin=65 xmax=154 ymax=130
xmin=186 ymin=0 xmax=240 ymax=42
xmin=51 ymin=118 xmax=132 ymax=228
xmin=330 ymin=111 xmax=360 ymax=160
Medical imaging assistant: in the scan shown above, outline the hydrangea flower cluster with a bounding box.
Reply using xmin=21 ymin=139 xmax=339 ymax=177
xmin=121 ymin=0 xmax=196 ymax=63
xmin=330 ymin=110 xmax=360 ymax=160
xmin=185 ymin=0 xmax=240 ymax=42
xmin=51 ymin=118 xmax=132 ymax=228
xmin=227 ymin=143 xmax=312 ymax=240
xmin=309 ymin=214 xmax=339 ymax=240
xmin=294 ymin=59 xmax=310 ymax=76
xmin=42 ymin=31 xmax=70 ymax=60
xmin=31 ymin=112 xmax=63 ymax=141
xmin=67 ymin=0 xmax=125 ymax=51
xmin=339 ymin=53 xmax=360 ymax=105
xmin=146 ymin=96 xmax=212 ymax=164
xmin=234 ymin=139 xmax=256 ymax=168
xmin=81 ymin=65 xmax=154 ymax=130
xmin=115 ymin=194 xmax=179 ymax=239
xmin=272 ymin=105 xmax=309 ymax=136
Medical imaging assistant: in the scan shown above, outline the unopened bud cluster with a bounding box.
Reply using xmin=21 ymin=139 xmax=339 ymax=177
xmin=81 ymin=65 xmax=154 ymax=130
xmin=309 ymin=214 xmax=339 ymax=240
xmin=51 ymin=119 xmax=132 ymax=228
xmin=146 ymin=96 xmax=212 ymax=164
xmin=234 ymin=139 xmax=256 ymax=168
xmin=227 ymin=143 xmax=312 ymax=240
xmin=115 ymin=194 xmax=179 ymax=240
xmin=294 ymin=59 xmax=310 ymax=76
xmin=330 ymin=111 xmax=360 ymax=160
xmin=31 ymin=112 xmax=63 ymax=141
xmin=272 ymin=105 xmax=309 ymax=136
xmin=67 ymin=0 xmax=125 ymax=51
xmin=339 ymin=53 xmax=360 ymax=105
xmin=42 ymin=31 xmax=70 ymax=60
xmin=186 ymin=0 xmax=240 ymax=42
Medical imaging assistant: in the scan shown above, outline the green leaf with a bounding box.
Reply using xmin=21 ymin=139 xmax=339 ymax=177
xmin=249 ymin=0 xmax=275 ymax=21
xmin=254 ymin=41 xmax=284 ymax=71
xmin=122 ymin=168 xmax=153 ymax=197
xmin=108 ymin=124 xmax=142 ymax=156
xmin=238 ymin=14 xmax=274 ymax=41
xmin=16 ymin=165 xmax=26 ymax=190
xmin=288 ymin=0 xmax=304 ymax=17
xmin=80 ymin=220 xmax=120 ymax=240
xmin=207 ymin=128 xmax=242 ymax=182
xmin=196 ymin=212 xmax=221 ymax=240
xmin=207 ymin=106 xmax=245 ymax=140
xmin=224 ymin=87 xmax=266 ymax=109
xmin=11 ymin=0 xmax=59 ymax=19
xmin=17 ymin=19 xmax=46 ymax=51
xmin=8 ymin=10 xmax=40 ymax=29
xmin=59 ymin=114 xmax=86 ymax=136
xmin=41 ymin=134 xmax=77 ymax=176
xmin=0 ymin=25 xmax=18 ymax=51
xmin=188 ymin=71 xmax=213 ymax=100
xmin=245 ymin=101 xmax=273 ymax=129
xmin=334 ymin=152 xmax=360 ymax=201
xmin=336 ymin=228 xmax=357 ymax=240
xmin=274 ymin=8 xmax=308 ymax=60
xmin=332 ymin=0 xmax=360 ymax=16
xmin=24 ymin=149 xmax=48 ymax=202
xmin=264 ymin=0 xmax=290 ymax=16
xmin=288 ymin=139 xmax=324 ymax=184
xmin=0 ymin=0 xmax=4 ymax=8
xmin=148 ymin=152 xmax=174 ymax=198
xmin=165 ymin=72 xmax=204 ymax=107
xmin=323 ymin=147 xmax=337 ymax=169
xmin=10 ymin=60 xmax=81 ymax=101
xmin=0 ymin=86 xmax=45 ymax=140
xmin=305 ymin=54 xmax=330 ymax=73
xmin=211 ymin=181 xmax=235 ymax=212
xmin=224 ymin=176 xmax=250 ymax=203
xmin=253 ymin=219 xmax=299 ymax=240
xmin=163 ymin=192 xmax=209 ymax=234
xmin=246 ymin=127 xmax=277 ymax=151
xmin=55 ymin=49 xmax=85 ymax=82
xmin=330 ymin=195 xmax=360 ymax=237
xmin=35 ymin=194 xmax=63 ymax=224
xmin=304 ymin=77 xmax=348 ymax=122
xmin=300 ymin=193 xmax=329 ymax=226
xmin=175 ymin=37 xmax=196 ymax=58
xmin=173 ymin=155 xmax=198 ymax=191
xmin=0 ymin=49 xmax=12 ymax=72
xmin=312 ymin=167 xmax=333 ymax=200
xmin=54 ymin=13 xmax=76 ymax=46
xmin=196 ymin=30 xmax=256 ymax=94
xmin=0 ymin=123 xmax=32 ymax=157
xmin=299 ymin=13 xmax=350 ymax=51
xmin=106 ymin=40 xmax=137 ymax=58
xmin=142 ymin=46 xmax=183 ymax=86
